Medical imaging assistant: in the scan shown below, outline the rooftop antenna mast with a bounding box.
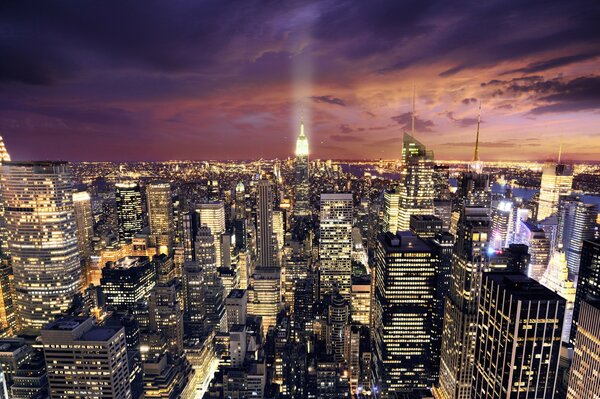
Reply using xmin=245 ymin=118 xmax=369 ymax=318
xmin=473 ymin=101 xmax=481 ymax=162
xmin=557 ymin=143 xmax=563 ymax=164
xmin=411 ymin=83 xmax=416 ymax=136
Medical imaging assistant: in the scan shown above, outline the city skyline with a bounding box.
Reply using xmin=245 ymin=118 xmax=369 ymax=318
xmin=1 ymin=1 xmax=600 ymax=162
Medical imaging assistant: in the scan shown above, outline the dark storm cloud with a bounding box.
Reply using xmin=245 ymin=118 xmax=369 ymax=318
xmin=391 ymin=113 xmax=435 ymax=133
xmin=310 ymin=95 xmax=347 ymax=106
xmin=501 ymin=52 xmax=600 ymax=75
xmin=482 ymin=75 xmax=600 ymax=114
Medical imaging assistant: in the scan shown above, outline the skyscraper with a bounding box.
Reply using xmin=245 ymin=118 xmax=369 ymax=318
xmin=473 ymin=273 xmax=565 ymax=399
xmin=115 ymin=182 xmax=143 ymax=242
xmin=42 ymin=317 xmax=132 ymax=399
xmin=101 ymin=256 xmax=156 ymax=311
xmin=373 ymin=232 xmax=438 ymax=394
xmin=382 ymin=189 xmax=400 ymax=234
xmin=73 ymin=190 xmax=94 ymax=286
xmin=197 ymin=202 xmax=226 ymax=267
xmin=435 ymin=206 xmax=490 ymax=399
xmin=294 ymin=121 xmax=310 ymax=218
xmin=256 ymin=179 xmax=278 ymax=268
xmin=558 ymin=197 xmax=598 ymax=277
xmin=319 ymin=193 xmax=353 ymax=299
xmin=517 ymin=221 xmax=550 ymax=281
xmin=250 ymin=266 xmax=280 ymax=333
xmin=571 ymin=239 xmax=600 ymax=343
xmin=0 ymin=137 xmax=9 ymax=163
xmin=397 ymin=132 xmax=435 ymax=231
xmin=146 ymin=182 xmax=173 ymax=254
xmin=538 ymin=161 xmax=574 ymax=221
xmin=1 ymin=161 xmax=82 ymax=331
xmin=567 ymin=300 xmax=600 ymax=399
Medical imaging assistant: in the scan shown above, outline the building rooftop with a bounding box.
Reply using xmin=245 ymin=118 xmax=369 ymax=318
xmin=379 ymin=231 xmax=432 ymax=253
xmin=485 ymin=273 xmax=565 ymax=302
xmin=227 ymin=289 xmax=247 ymax=299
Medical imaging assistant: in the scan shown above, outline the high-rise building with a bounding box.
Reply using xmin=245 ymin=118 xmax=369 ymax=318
xmin=1 ymin=161 xmax=82 ymax=331
xmin=350 ymin=276 xmax=371 ymax=326
xmin=538 ymin=162 xmax=574 ymax=221
xmin=148 ymin=280 xmax=184 ymax=356
xmin=373 ymin=232 xmax=438 ymax=394
xmin=382 ymin=189 xmax=400 ymax=233
xmin=197 ymin=202 xmax=226 ymax=267
xmin=435 ymin=206 xmax=490 ymax=399
xmin=73 ymin=190 xmax=94 ymax=287
xmin=327 ymin=290 xmax=349 ymax=364
xmin=101 ymin=256 xmax=156 ymax=311
xmin=250 ymin=267 xmax=280 ymax=333
xmin=146 ymin=182 xmax=173 ymax=254
xmin=226 ymin=289 xmax=248 ymax=330
xmin=517 ymin=221 xmax=550 ymax=281
xmin=294 ymin=122 xmax=311 ymax=217
xmin=571 ymin=239 xmax=600 ymax=343
xmin=256 ymin=179 xmax=278 ymax=268
xmin=410 ymin=214 xmax=443 ymax=238
xmin=182 ymin=261 xmax=205 ymax=337
xmin=473 ymin=273 xmax=565 ymax=399
xmin=558 ymin=197 xmax=598 ymax=277
xmin=397 ymin=133 xmax=435 ymax=231
xmin=42 ymin=316 xmax=132 ymax=399
xmin=319 ymin=193 xmax=353 ymax=299
xmin=490 ymin=200 xmax=514 ymax=250
xmin=540 ymin=249 xmax=576 ymax=342
xmin=0 ymin=259 xmax=15 ymax=335
xmin=115 ymin=182 xmax=143 ymax=242
xmin=235 ymin=181 xmax=246 ymax=220
xmin=0 ymin=137 xmax=9 ymax=163
xmin=567 ymin=300 xmax=600 ymax=399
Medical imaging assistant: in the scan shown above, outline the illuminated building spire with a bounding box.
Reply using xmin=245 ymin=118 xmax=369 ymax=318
xmin=295 ymin=120 xmax=309 ymax=156
xmin=0 ymin=136 xmax=10 ymax=162
xmin=470 ymin=102 xmax=484 ymax=174
xmin=558 ymin=143 xmax=563 ymax=164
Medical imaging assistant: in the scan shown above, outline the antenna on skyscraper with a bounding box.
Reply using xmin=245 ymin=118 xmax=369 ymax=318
xmin=411 ymin=83 xmax=416 ymax=136
xmin=557 ymin=143 xmax=563 ymax=164
xmin=473 ymin=101 xmax=481 ymax=162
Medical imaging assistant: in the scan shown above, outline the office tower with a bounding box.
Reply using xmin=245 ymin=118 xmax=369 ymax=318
xmin=517 ymin=221 xmax=550 ymax=281
xmin=473 ymin=273 xmax=565 ymax=399
xmin=434 ymin=199 xmax=453 ymax=231
xmin=571 ymin=239 xmax=600 ymax=343
xmin=457 ymin=171 xmax=491 ymax=208
xmin=293 ymin=278 xmax=315 ymax=339
xmin=73 ymin=191 xmax=94 ymax=284
xmin=1 ymin=161 xmax=82 ymax=331
xmin=433 ymin=165 xmax=451 ymax=200
xmin=350 ymin=276 xmax=371 ymax=326
xmin=101 ymin=256 xmax=156 ymax=310
xmin=10 ymin=353 xmax=49 ymax=399
xmin=195 ymin=226 xmax=226 ymax=335
xmin=256 ymin=179 xmax=278 ymax=267
xmin=538 ymin=161 xmax=574 ymax=221
xmin=273 ymin=210 xmax=284 ymax=251
xmin=567 ymin=300 xmax=600 ymax=399
xmin=234 ymin=218 xmax=248 ymax=251
xmin=558 ymin=197 xmax=598 ymax=277
xmin=540 ymin=249 xmax=576 ymax=342
xmin=410 ymin=214 xmax=443 ymax=238
xmin=42 ymin=317 xmax=132 ymax=399
xmin=250 ymin=267 xmax=280 ymax=333
xmin=319 ymin=193 xmax=353 ymax=299
xmin=436 ymin=206 xmax=490 ymax=399
xmin=0 ymin=259 xmax=15 ymax=335
xmin=294 ymin=121 xmax=311 ymax=217
xmin=397 ymin=132 xmax=435 ymax=231
xmin=182 ymin=261 xmax=205 ymax=337
xmin=220 ymin=232 xmax=233 ymax=269
xmin=196 ymin=202 xmax=226 ymax=267
xmin=490 ymin=200 xmax=514 ymax=250
xmin=149 ymin=280 xmax=184 ymax=356
xmin=0 ymin=137 xmax=10 ymax=256
xmin=382 ymin=189 xmax=400 ymax=233
xmin=115 ymin=182 xmax=143 ymax=242
xmin=327 ymin=290 xmax=349 ymax=365
xmin=235 ymin=181 xmax=246 ymax=220
xmin=226 ymin=289 xmax=248 ymax=330
xmin=146 ymin=182 xmax=173 ymax=254
xmin=282 ymin=249 xmax=310 ymax=310
xmin=344 ymin=324 xmax=361 ymax=394
xmin=373 ymin=232 xmax=438 ymax=394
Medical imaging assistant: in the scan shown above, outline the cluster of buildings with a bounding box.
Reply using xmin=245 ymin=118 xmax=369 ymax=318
xmin=0 ymin=112 xmax=598 ymax=399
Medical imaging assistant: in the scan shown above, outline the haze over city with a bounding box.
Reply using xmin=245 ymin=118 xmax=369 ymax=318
xmin=1 ymin=0 xmax=599 ymax=161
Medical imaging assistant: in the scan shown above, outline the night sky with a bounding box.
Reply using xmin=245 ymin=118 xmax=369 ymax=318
xmin=1 ymin=0 xmax=599 ymax=162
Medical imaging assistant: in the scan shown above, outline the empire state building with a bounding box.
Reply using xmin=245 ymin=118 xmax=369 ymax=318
xmin=294 ymin=122 xmax=310 ymax=217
